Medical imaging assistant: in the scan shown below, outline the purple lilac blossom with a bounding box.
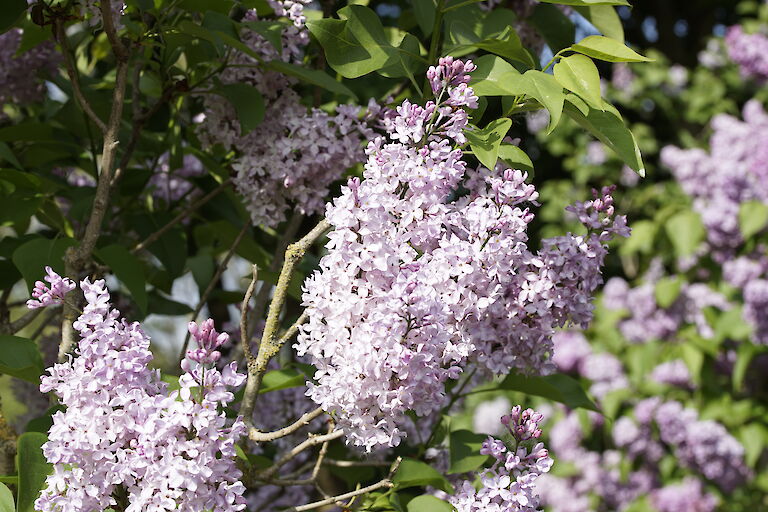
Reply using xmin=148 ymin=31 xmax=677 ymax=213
xmin=651 ymin=478 xmax=718 ymax=512
xmin=34 ymin=279 xmax=247 ymax=512
xmin=725 ymin=25 xmax=768 ymax=82
xmin=147 ymin=153 xmax=205 ymax=203
xmin=296 ymin=59 xmax=628 ymax=450
xmin=0 ymin=29 xmax=59 ymax=107
xmin=196 ymin=2 xmax=373 ymax=227
xmin=450 ymin=407 xmax=553 ymax=512
xmin=650 ymin=359 xmax=693 ymax=389
xmin=26 ymin=266 xmax=76 ymax=309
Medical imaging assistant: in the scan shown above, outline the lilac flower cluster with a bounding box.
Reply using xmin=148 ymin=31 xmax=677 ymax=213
xmin=725 ymin=25 xmax=768 ymax=82
xmin=602 ymin=277 xmax=729 ymax=343
xmin=147 ymin=153 xmax=205 ymax=203
xmin=450 ymin=407 xmax=552 ymax=512
xmin=26 ymin=266 xmax=76 ymax=309
xmin=651 ymin=478 xmax=718 ymax=512
xmin=296 ymin=59 xmax=628 ymax=450
xmin=0 ymin=29 xmax=59 ymax=107
xmin=650 ymin=359 xmax=693 ymax=389
xmin=33 ymin=277 xmax=247 ymax=512
xmin=197 ymin=2 xmax=373 ymax=227
xmin=615 ymin=398 xmax=751 ymax=493
xmin=661 ymin=100 xmax=768 ymax=256
xmin=551 ymin=331 xmax=627 ymax=398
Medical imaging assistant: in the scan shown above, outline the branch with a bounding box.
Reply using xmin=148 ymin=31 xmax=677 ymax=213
xmin=100 ymin=0 xmax=128 ymax=62
xmin=178 ymin=222 xmax=249 ymax=361
xmin=284 ymin=457 xmax=402 ymax=512
xmin=248 ymin=407 xmax=325 ymax=443
xmin=240 ymin=219 xmax=330 ymax=421
xmin=276 ymin=311 xmax=307 ymax=347
xmin=322 ymin=460 xmax=394 ymax=468
xmin=54 ymin=20 xmax=106 ymax=133
xmin=240 ymin=265 xmax=258 ymax=362
xmin=0 ymin=308 xmax=42 ymax=335
xmin=131 ymin=178 xmax=232 ymax=254
xmin=259 ymin=428 xmax=344 ymax=480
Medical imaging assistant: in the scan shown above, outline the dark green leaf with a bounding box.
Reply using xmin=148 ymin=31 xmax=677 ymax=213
xmin=17 ymin=19 xmax=50 ymax=54
xmin=449 ymin=430 xmax=489 ymax=474
xmin=393 ymin=458 xmax=453 ymax=494
xmin=241 ymin=20 xmax=284 ymax=53
xmin=412 ymin=1 xmax=436 ymax=36
xmin=498 ymin=144 xmax=534 ymax=172
xmin=267 ymin=61 xmax=357 ymax=99
xmin=664 ymin=210 xmax=705 ymax=258
xmin=0 ymin=142 xmax=23 ymax=170
xmin=521 ymin=70 xmax=564 ymax=132
xmin=16 ymin=432 xmax=51 ymax=512
xmin=12 ymin=237 xmax=77 ymax=292
xmin=147 ymin=292 xmax=193 ymax=316
xmin=0 ymin=0 xmax=26 ymax=34
xmin=466 ymin=118 xmax=512 ymax=170
xmin=500 ymin=373 xmax=600 ymax=412
xmin=571 ymin=35 xmax=652 ymax=62
xmin=406 ymin=495 xmax=453 ymax=512
xmin=0 ymin=335 xmax=42 ymax=383
xmin=529 ymin=4 xmax=575 ymax=53
xmin=539 ymin=0 xmax=629 ymax=5
xmin=738 ymin=200 xmax=768 ymax=240
xmin=96 ymin=244 xmax=148 ymax=314
xmin=448 ymin=22 xmax=535 ymax=68
xmin=217 ymin=83 xmax=265 ymax=135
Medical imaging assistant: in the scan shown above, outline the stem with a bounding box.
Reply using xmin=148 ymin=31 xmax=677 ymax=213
xmin=423 ymin=0 xmax=447 ymax=95
xmin=240 ymin=264 xmax=259 ymax=362
xmin=248 ymin=407 xmax=325 ymax=443
xmin=260 ymin=429 xmax=345 ymax=480
xmin=240 ymin=219 xmax=330 ymax=421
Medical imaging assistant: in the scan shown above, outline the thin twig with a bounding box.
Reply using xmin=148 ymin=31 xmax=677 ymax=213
xmin=240 ymin=218 xmax=330 ymax=421
xmin=311 ymin=420 xmax=334 ymax=480
xmin=259 ymin=429 xmax=344 ymax=480
xmin=131 ymin=178 xmax=232 ymax=254
xmin=249 ymin=407 xmax=325 ymax=443
xmin=0 ymin=308 xmax=42 ymax=335
xmin=240 ymin=265 xmax=258 ymax=362
xmin=284 ymin=457 xmax=402 ymax=512
xmin=178 ymin=222 xmax=249 ymax=361
xmin=322 ymin=460 xmax=394 ymax=468
xmin=276 ymin=311 xmax=307 ymax=347
xmin=100 ymin=0 xmax=128 ymax=61
xmin=55 ymin=21 xmax=106 ymax=132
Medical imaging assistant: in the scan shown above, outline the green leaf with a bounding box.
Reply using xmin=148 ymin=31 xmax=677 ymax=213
xmin=147 ymin=293 xmax=193 ymax=316
xmin=469 ymin=55 xmax=524 ymax=97
xmin=733 ymin=343 xmax=758 ymax=392
xmin=307 ymin=5 xmax=402 ymax=79
xmin=448 ymin=22 xmax=535 ymax=68
xmin=96 ymin=245 xmax=148 ymax=314
xmin=12 ymin=237 xmax=77 ymax=292
xmin=738 ymin=200 xmax=768 ymax=240
xmin=520 ymin=70 xmax=564 ymax=132
xmin=554 ymin=54 xmax=603 ymax=108
xmin=393 ymin=458 xmax=453 ymax=494
xmin=378 ymin=29 xmax=423 ymax=80
xmin=406 ymin=495 xmax=453 ymax=512
xmin=0 ymin=335 xmax=43 ymax=383
xmin=17 ymin=19 xmax=51 ymax=54
xmin=571 ymin=35 xmax=652 ymax=62
xmin=259 ymin=369 xmax=305 ymax=393
xmin=448 ymin=430 xmax=489 ymax=474
xmin=563 ymin=96 xmax=645 ymax=175
xmin=412 ymin=1 xmax=436 ymax=36
xmin=465 ymin=118 xmax=512 ymax=170
xmin=654 ymin=277 xmax=682 ymax=309
xmin=0 ymin=482 xmax=13 ymax=512
xmin=241 ymin=20 xmax=284 ymax=53
xmin=16 ymin=432 xmax=51 ymax=512
xmin=0 ymin=0 xmax=26 ymax=34
xmin=498 ymin=144 xmax=534 ymax=172
xmin=529 ymin=3 xmax=575 ymax=53
xmin=0 ymin=142 xmax=23 ymax=170
xmin=216 ymin=83 xmax=265 ymax=135
xmin=499 ymin=373 xmax=600 ymax=412
xmin=664 ymin=210 xmax=705 ymax=258
xmin=267 ymin=61 xmax=357 ymax=99
xmin=739 ymin=422 xmax=767 ymax=467
xmin=572 ymin=6 xmax=623 ymax=40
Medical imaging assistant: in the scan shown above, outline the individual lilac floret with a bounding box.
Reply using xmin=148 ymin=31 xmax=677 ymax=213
xmin=187 ymin=318 xmax=229 ymax=364
xmin=26 ymin=266 xmax=76 ymax=309
xmin=501 ymin=405 xmax=543 ymax=442
xmin=450 ymin=407 xmax=553 ymax=512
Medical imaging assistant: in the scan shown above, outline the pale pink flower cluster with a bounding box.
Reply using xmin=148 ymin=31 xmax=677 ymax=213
xmin=296 ymin=59 xmax=628 ymax=450
xmin=450 ymin=406 xmax=552 ymax=512
xmin=34 ymin=278 xmax=247 ymax=512
xmin=26 ymin=266 xmax=76 ymax=309
xmin=197 ymin=3 xmax=373 ymax=227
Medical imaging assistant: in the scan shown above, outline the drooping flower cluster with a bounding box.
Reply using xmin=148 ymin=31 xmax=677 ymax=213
xmin=0 ymin=29 xmax=59 ymax=107
xmin=601 ymin=277 xmax=729 ymax=344
xmin=450 ymin=406 xmax=552 ymax=512
xmin=725 ymin=25 xmax=768 ymax=82
xmin=196 ymin=1 xmax=374 ymax=227
xmin=297 ymin=59 xmax=628 ymax=450
xmin=26 ymin=266 xmax=76 ymax=309
xmin=34 ymin=276 xmax=247 ymax=512
xmin=661 ymin=100 xmax=768 ymax=256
